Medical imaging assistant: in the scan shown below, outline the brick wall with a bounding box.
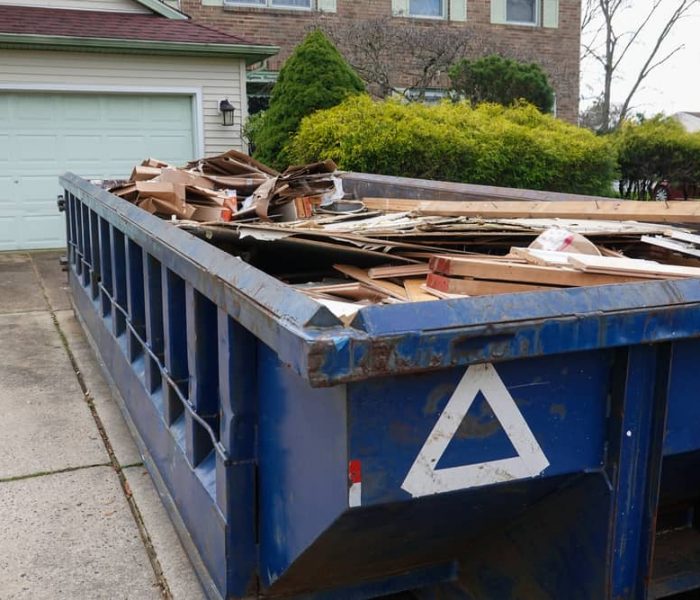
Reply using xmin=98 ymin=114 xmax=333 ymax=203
xmin=181 ymin=0 xmax=580 ymax=122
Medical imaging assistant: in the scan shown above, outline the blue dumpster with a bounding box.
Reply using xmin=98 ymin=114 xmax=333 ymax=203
xmin=61 ymin=172 xmax=700 ymax=600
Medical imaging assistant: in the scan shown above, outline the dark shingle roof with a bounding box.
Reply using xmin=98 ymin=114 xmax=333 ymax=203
xmin=0 ymin=4 xmax=252 ymax=45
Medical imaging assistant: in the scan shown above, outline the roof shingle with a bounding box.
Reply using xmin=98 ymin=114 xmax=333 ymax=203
xmin=0 ymin=5 xmax=253 ymax=46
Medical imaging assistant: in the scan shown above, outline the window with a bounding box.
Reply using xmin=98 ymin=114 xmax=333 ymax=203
xmin=409 ymin=0 xmax=444 ymax=18
xmin=506 ymin=0 xmax=537 ymax=24
xmin=225 ymin=0 xmax=312 ymax=8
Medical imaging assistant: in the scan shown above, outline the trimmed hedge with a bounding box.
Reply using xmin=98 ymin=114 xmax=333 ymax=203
xmin=289 ymin=96 xmax=617 ymax=196
xmin=615 ymin=116 xmax=700 ymax=200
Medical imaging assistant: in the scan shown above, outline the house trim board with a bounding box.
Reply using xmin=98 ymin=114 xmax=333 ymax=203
xmin=0 ymin=33 xmax=279 ymax=65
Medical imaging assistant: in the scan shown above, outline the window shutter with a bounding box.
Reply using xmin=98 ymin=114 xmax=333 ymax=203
xmin=542 ymin=0 xmax=559 ymax=27
xmin=392 ymin=0 xmax=409 ymax=16
xmin=317 ymin=0 xmax=337 ymax=12
xmin=491 ymin=0 xmax=506 ymax=23
xmin=450 ymin=0 xmax=467 ymax=21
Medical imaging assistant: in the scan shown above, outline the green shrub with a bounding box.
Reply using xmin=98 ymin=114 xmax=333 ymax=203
xmin=615 ymin=116 xmax=700 ymax=199
xmin=449 ymin=55 xmax=555 ymax=113
xmin=289 ymin=96 xmax=617 ymax=196
xmin=252 ymin=29 xmax=365 ymax=170
xmin=242 ymin=110 xmax=266 ymax=154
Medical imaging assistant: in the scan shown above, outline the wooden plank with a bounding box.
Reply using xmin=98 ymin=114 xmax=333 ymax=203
xmin=642 ymin=235 xmax=700 ymax=259
xmin=404 ymin=278 xmax=438 ymax=302
xmin=363 ymin=197 xmax=700 ymax=223
xmin=509 ymin=247 xmax=574 ymax=266
xmin=427 ymin=273 xmax=553 ymax=295
xmin=430 ymin=256 xmax=655 ymax=286
xmin=334 ymin=264 xmax=408 ymax=300
xmin=368 ymin=263 xmax=431 ymax=279
xmin=665 ymin=229 xmax=700 ymax=246
xmin=568 ymin=254 xmax=700 ymax=278
xmin=420 ymin=284 xmax=467 ymax=299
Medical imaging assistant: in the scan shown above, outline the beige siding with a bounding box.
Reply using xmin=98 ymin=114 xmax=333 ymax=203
xmin=0 ymin=0 xmax=151 ymax=13
xmin=0 ymin=49 xmax=247 ymax=155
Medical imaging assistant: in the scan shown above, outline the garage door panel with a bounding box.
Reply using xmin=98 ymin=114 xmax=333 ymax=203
xmin=21 ymin=214 xmax=65 ymax=248
xmin=1 ymin=91 xmax=195 ymax=250
xmin=14 ymin=96 xmax=57 ymax=123
xmin=0 ymin=95 xmax=9 ymax=120
xmin=61 ymin=97 xmax=103 ymax=122
xmin=104 ymin=96 xmax=144 ymax=122
xmin=17 ymin=176 xmax=61 ymax=206
xmin=146 ymin=96 xmax=193 ymax=122
xmin=140 ymin=135 xmax=194 ymax=162
xmin=63 ymin=134 xmax=107 ymax=162
xmin=0 ymin=216 xmax=22 ymax=251
xmin=0 ymin=135 xmax=9 ymax=161
xmin=18 ymin=134 xmax=59 ymax=162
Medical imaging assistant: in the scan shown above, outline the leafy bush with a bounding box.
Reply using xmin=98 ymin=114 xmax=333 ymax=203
xmin=449 ymin=55 xmax=555 ymax=113
xmin=252 ymin=29 xmax=365 ymax=170
xmin=289 ymin=96 xmax=617 ymax=196
xmin=615 ymin=116 xmax=700 ymax=199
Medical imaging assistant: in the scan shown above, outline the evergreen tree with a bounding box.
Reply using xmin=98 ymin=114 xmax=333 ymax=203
xmin=449 ymin=55 xmax=555 ymax=114
xmin=253 ymin=30 xmax=365 ymax=169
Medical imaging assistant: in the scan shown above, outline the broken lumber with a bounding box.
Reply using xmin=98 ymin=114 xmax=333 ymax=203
xmin=568 ymin=254 xmax=700 ymax=278
xmin=368 ymin=263 xmax=431 ymax=279
xmin=363 ymin=198 xmax=700 ymax=224
xmin=333 ymin=264 xmax=408 ymax=300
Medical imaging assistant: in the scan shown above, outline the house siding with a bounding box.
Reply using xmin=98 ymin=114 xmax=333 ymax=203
xmin=0 ymin=0 xmax=151 ymax=13
xmin=182 ymin=0 xmax=581 ymax=122
xmin=0 ymin=49 xmax=246 ymax=155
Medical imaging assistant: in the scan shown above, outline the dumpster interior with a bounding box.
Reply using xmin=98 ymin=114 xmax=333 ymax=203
xmin=103 ymin=150 xmax=700 ymax=327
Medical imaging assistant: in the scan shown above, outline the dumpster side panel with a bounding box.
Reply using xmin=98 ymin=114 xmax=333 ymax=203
xmin=665 ymin=338 xmax=700 ymax=456
xmin=257 ymin=344 xmax=348 ymax=589
xmin=348 ymin=352 xmax=610 ymax=506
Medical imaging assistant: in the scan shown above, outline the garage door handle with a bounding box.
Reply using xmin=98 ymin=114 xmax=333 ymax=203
xmin=57 ymin=194 xmax=66 ymax=213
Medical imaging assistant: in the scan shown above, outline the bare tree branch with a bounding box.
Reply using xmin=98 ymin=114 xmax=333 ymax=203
xmin=315 ymin=17 xmax=474 ymax=99
xmin=582 ymin=0 xmax=698 ymax=132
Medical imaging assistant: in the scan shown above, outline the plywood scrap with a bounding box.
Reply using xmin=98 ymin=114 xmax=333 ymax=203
xmin=404 ymin=278 xmax=438 ymax=302
xmin=363 ymin=197 xmax=700 ymax=223
xmin=426 ymin=273 xmax=552 ymax=296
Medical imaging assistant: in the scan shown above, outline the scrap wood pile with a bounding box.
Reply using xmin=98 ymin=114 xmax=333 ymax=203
xmin=109 ymin=151 xmax=700 ymax=324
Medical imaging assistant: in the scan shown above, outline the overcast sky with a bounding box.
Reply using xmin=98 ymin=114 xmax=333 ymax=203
xmin=580 ymin=1 xmax=700 ymax=116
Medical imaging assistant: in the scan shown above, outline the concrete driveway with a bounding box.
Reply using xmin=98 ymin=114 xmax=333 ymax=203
xmin=0 ymin=251 xmax=205 ymax=600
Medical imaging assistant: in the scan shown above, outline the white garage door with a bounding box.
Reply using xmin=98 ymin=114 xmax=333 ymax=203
xmin=0 ymin=92 xmax=196 ymax=251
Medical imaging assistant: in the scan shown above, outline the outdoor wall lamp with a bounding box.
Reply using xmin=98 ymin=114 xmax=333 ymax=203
xmin=218 ymin=99 xmax=236 ymax=126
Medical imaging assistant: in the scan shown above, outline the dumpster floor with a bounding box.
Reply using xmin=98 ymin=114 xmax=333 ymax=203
xmin=0 ymin=250 xmax=205 ymax=600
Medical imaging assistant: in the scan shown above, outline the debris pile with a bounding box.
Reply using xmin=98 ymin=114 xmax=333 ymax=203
xmin=109 ymin=150 xmax=340 ymax=224
xmin=109 ymin=151 xmax=700 ymax=324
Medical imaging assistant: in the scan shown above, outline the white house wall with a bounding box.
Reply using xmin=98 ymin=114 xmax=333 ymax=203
xmin=0 ymin=49 xmax=247 ymax=156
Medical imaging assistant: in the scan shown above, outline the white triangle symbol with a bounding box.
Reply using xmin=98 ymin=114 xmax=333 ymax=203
xmin=401 ymin=363 xmax=550 ymax=498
